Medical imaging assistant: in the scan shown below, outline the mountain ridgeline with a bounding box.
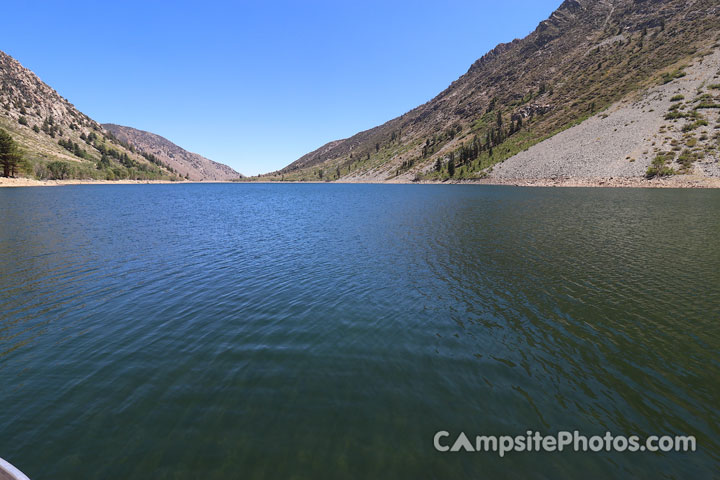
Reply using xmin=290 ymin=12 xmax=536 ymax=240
xmin=0 ymin=50 xmax=241 ymax=181
xmin=264 ymin=0 xmax=720 ymax=183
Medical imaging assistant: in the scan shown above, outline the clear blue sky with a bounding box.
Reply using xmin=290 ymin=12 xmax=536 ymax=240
xmin=1 ymin=1 xmax=560 ymax=175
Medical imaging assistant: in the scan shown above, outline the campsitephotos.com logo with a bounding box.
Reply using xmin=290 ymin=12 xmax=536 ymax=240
xmin=434 ymin=430 xmax=697 ymax=457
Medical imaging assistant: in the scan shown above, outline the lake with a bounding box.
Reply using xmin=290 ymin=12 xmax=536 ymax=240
xmin=1 ymin=184 xmax=718 ymax=479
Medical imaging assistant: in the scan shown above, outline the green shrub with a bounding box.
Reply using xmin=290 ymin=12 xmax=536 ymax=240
xmin=646 ymin=152 xmax=676 ymax=178
xmin=677 ymin=149 xmax=698 ymax=170
xmin=45 ymin=161 xmax=72 ymax=180
xmin=682 ymin=119 xmax=708 ymax=132
xmin=660 ymin=69 xmax=687 ymax=85
xmin=646 ymin=165 xmax=676 ymax=178
xmin=665 ymin=111 xmax=686 ymax=120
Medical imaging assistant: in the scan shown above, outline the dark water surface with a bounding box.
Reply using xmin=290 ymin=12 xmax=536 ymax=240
xmin=1 ymin=184 xmax=718 ymax=479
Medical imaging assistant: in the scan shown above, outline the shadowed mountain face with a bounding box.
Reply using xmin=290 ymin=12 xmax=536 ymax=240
xmin=0 ymin=49 xmax=240 ymax=181
xmin=270 ymin=0 xmax=720 ymax=182
xmin=103 ymin=124 xmax=242 ymax=181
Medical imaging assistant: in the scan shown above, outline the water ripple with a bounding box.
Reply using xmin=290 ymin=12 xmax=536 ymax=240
xmin=0 ymin=184 xmax=718 ymax=479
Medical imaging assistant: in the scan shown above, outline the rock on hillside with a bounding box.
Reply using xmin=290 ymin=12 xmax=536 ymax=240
xmin=103 ymin=124 xmax=242 ymax=181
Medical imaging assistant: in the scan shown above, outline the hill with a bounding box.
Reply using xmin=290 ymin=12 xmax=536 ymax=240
xmin=103 ymin=124 xmax=241 ymax=181
xmin=262 ymin=0 xmax=720 ymax=184
xmin=0 ymin=50 xmax=239 ymax=181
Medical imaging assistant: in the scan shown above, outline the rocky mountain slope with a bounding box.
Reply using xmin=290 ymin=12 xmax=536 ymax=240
xmin=263 ymin=0 xmax=720 ymax=184
xmin=488 ymin=48 xmax=720 ymax=184
xmin=0 ymin=50 xmax=239 ymax=181
xmin=103 ymin=124 xmax=241 ymax=181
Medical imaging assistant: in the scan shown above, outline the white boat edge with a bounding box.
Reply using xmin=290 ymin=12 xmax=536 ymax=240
xmin=0 ymin=457 xmax=30 ymax=480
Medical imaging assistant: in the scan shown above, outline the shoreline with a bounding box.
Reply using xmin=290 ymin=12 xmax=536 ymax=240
xmin=0 ymin=178 xmax=231 ymax=188
xmin=456 ymin=175 xmax=720 ymax=189
xmin=249 ymin=175 xmax=720 ymax=188
xmin=2 ymin=175 xmax=719 ymax=189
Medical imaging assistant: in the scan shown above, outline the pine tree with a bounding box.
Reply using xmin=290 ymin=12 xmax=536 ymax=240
xmin=0 ymin=129 xmax=23 ymax=177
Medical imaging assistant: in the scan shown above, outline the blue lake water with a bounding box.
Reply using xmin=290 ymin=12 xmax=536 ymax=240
xmin=1 ymin=183 xmax=719 ymax=479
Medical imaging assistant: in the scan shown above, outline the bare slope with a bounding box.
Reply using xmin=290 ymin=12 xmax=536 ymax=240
xmin=489 ymin=49 xmax=720 ymax=181
xmin=103 ymin=124 xmax=242 ymax=181
xmin=264 ymin=0 xmax=720 ymax=183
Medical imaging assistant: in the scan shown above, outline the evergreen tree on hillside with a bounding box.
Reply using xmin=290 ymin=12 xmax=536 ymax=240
xmin=0 ymin=129 xmax=24 ymax=177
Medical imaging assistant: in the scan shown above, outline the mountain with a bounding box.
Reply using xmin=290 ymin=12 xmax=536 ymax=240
xmin=0 ymin=50 xmax=239 ymax=181
xmin=265 ymin=0 xmax=720 ymax=183
xmin=103 ymin=124 xmax=241 ymax=181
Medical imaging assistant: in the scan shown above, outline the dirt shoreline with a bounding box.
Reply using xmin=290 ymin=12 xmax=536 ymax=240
xmin=457 ymin=175 xmax=720 ymax=188
xmin=0 ymin=178 xmax=220 ymax=188
xmin=2 ymin=175 xmax=719 ymax=188
xmin=335 ymin=175 xmax=720 ymax=188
